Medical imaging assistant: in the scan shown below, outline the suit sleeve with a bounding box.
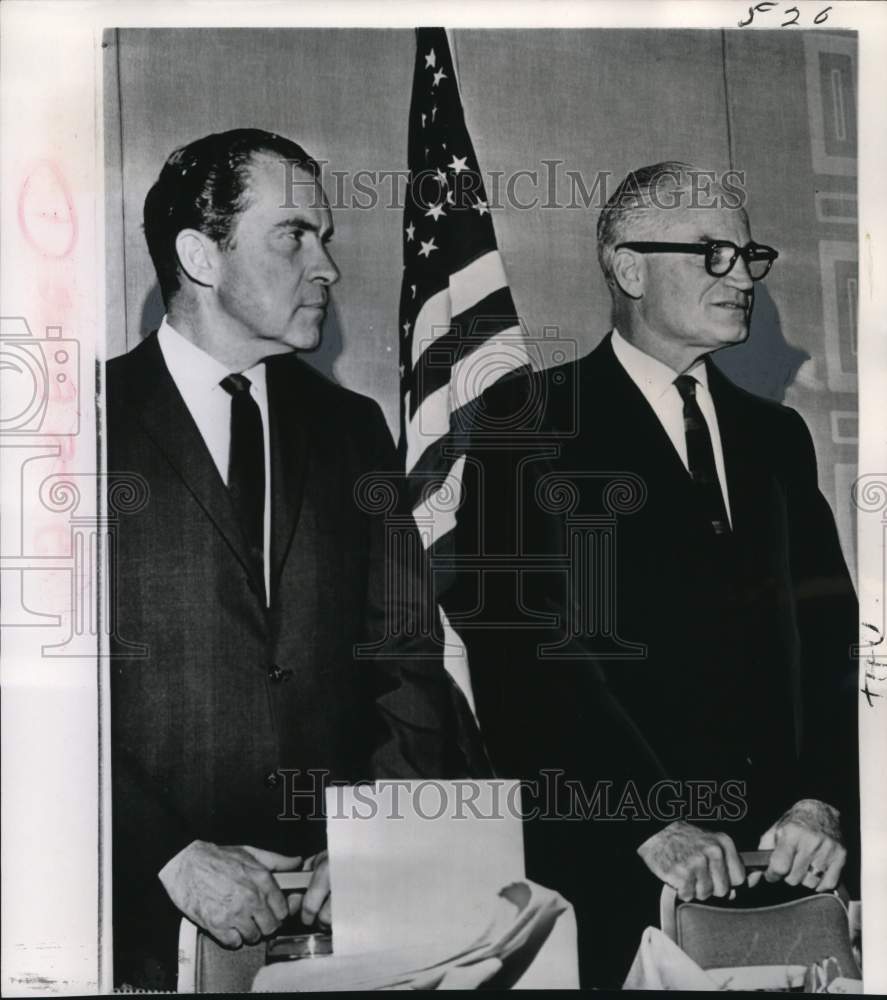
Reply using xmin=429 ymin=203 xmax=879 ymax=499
xmin=353 ymin=398 xmax=488 ymax=780
xmin=784 ymin=410 xmax=859 ymax=848
xmin=446 ymin=372 xmax=668 ymax=850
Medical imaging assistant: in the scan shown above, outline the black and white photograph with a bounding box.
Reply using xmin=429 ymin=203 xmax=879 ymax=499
xmin=1 ymin=2 xmax=886 ymax=994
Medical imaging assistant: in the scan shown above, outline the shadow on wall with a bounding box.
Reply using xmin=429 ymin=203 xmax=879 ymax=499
xmin=713 ymin=284 xmax=809 ymax=403
xmin=140 ymin=284 xmax=165 ymax=338
xmin=302 ymin=302 xmax=343 ymax=384
xmin=138 ymin=285 xmax=344 ymax=385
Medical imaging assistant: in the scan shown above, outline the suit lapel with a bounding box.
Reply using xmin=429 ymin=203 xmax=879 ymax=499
xmin=124 ymin=333 xmax=262 ymax=590
xmin=579 ymin=335 xmax=744 ymax=545
xmin=706 ymin=360 xmax=769 ymax=542
xmin=266 ymin=354 xmax=310 ymax=598
xmin=581 ymin=336 xmax=708 ymax=518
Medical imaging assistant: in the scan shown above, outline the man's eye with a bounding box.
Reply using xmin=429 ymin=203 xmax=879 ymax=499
xmin=285 ymin=231 xmax=304 ymax=244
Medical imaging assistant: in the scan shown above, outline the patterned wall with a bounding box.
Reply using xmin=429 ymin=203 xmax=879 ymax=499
xmin=804 ymin=32 xmax=859 ymax=579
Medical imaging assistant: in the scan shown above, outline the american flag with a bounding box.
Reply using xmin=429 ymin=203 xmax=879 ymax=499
xmin=399 ymin=27 xmax=530 ymax=717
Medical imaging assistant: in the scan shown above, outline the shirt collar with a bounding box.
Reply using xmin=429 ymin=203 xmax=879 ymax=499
xmin=611 ymin=327 xmax=708 ymax=404
xmin=158 ymin=316 xmax=267 ymax=397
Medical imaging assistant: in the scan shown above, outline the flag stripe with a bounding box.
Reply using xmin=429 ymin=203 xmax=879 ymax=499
xmin=449 ymin=324 xmax=530 ymax=411
xmin=449 ymin=249 xmax=510 ymax=317
xmin=409 ymin=287 xmax=520 ymax=415
xmin=408 ymin=249 xmax=511 ymax=371
xmin=411 ymin=453 xmax=467 ymax=550
xmin=405 ymin=382 xmax=450 ymax=474
xmin=409 ymin=287 xmax=451 ymax=369
xmin=405 ymin=325 xmax=529 ymax=475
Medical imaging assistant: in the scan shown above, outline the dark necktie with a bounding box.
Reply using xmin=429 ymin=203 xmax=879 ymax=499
xmin=220 ymin=373 xmax=265 ymax=592
xmin=673 ymin=374 xmax=730 ymax=536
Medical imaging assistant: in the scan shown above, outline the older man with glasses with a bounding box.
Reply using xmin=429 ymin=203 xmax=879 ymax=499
xmin=450 ymin=161 xmax=859 ymax=986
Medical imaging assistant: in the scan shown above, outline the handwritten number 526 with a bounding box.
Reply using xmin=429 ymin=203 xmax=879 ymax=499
xmin=739 ymin=3 xmax=832 ymax=27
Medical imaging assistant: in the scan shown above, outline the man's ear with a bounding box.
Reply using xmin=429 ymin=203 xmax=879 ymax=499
xmin=174 ymin=229 xmax=217 ymax=289
xmin=611 ymin=248 xmax=645 ymax=300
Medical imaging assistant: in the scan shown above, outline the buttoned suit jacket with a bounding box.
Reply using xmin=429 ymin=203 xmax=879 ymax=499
xmin=108 ymin=333 xmax=469 ymax=988
xmin=448 ymin=332 xmax=858 ymax=984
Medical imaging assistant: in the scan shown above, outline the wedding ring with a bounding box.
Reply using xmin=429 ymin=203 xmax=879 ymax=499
xmin=807 ymin=865 xmax=825 ymax=878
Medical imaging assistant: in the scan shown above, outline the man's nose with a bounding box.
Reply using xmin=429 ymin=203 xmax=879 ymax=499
xmin=310 ymin=242 xmax=340 ymax=286
xmin=726 ymin=253 xmax=754 ymax=291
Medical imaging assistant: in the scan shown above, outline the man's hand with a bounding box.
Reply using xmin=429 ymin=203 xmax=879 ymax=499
xmin=158 ymin=840 xmax=303 ymax=948
xmin=752 ymin=799 xmax=846 ymax=892
xmin=637 ymin=821 xmax=745 ymax=901
xmin=296 ymin=850 xmax=331 ymax=928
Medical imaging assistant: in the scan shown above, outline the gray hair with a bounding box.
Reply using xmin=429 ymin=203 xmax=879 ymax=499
xmin=597 ymin=161 xmax=730 ymax=291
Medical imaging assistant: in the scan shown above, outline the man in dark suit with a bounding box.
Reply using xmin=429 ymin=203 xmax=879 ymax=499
xmin=449 ymin=162 xmax=859 ymax=986
xmin=108 ymin=129 xmax=468 ymax=989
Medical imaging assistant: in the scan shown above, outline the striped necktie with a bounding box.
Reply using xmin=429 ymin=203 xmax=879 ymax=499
xmin=673 ymin=374 xmax=730 ymax=535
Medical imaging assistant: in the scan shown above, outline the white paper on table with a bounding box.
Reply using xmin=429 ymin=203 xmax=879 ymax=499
xmin=324 ymin=780 xmax=525 ymax=957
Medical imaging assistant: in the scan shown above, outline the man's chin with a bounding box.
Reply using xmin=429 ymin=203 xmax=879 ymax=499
xmin=701 ymin=324 xmax=749 ymax=355
xmin=716 ymin=320 xmax=750 ymax=345
xmin=282 ymin=326 xmax=323 ymax=352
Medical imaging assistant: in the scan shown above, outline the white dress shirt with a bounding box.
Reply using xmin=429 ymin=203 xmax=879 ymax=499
xmin=610 ymin=327 xmax=732 ymax=526
xmin=158 ymin=317 xmax=272 ymax=601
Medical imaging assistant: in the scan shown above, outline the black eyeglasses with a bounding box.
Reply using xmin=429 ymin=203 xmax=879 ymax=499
xmin=614 ymin=241 xmax=779 ymax=280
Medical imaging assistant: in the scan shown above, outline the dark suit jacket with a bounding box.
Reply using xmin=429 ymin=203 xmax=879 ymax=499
xmin=108 ymin=333 xmax=468 ymax=988
xmin=448 ymin=333 xmax=858 ymax=985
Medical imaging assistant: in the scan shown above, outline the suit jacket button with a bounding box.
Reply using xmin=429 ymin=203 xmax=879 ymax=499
xmin=268 ymin=665 xmax=293 ymax=684
xmin=264 ymin=770 xmax=281 ymax=788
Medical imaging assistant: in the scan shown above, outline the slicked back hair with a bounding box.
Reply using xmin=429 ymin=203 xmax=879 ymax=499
xmin=144 ymin=128 xmax=320 ymax=306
